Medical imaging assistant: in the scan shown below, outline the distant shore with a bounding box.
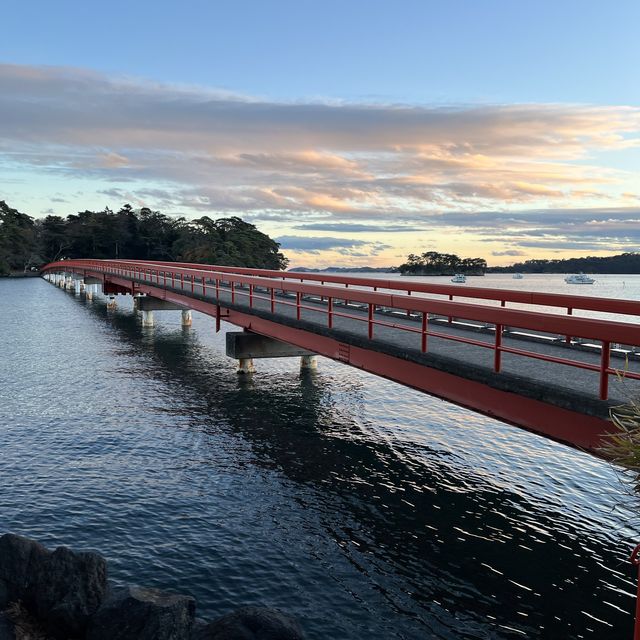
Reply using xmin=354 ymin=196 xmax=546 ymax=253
xmin=0 ymin=271 xmax=40 ymax=278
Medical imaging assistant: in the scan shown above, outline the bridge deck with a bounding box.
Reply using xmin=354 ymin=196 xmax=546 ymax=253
xmin=149 ymin=274 xmax=640 ymax=417
xmin=43 ymin=261 xmax=640 ymax=451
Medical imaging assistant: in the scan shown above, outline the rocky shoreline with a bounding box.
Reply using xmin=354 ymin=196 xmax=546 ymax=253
xmin=0 ymin=534 xmax=305 ymax=640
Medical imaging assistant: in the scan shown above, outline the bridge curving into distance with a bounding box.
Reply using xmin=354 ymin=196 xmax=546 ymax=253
xmin=41 ymin=259 xmax=640 ymax=455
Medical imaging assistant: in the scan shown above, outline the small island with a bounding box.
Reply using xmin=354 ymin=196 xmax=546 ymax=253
xmin=398 ymin=251 xmax=487 ymax=276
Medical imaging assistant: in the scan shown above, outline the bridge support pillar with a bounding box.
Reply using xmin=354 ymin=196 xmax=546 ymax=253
xmin=237 ymin=358 xmax=255 ymax=374
xmin=226 ymin=331 xmax=317 ymax=374
xmin=142 ymin=310 xmax=154 ymax=327
xmin=300 ymin=355 xmax=318 ymax=370
xmin=181 ymin=310 xmax=192 ymax=327
xmin=133 ymin=294 xmax=144 ymax=312
xmin=74 ymin=279 xmax=83 ymax=295
xmin=106 ymin=295 xmax=117 ymax=310
xmin=86 ymin=284 xmax=94 ymax=301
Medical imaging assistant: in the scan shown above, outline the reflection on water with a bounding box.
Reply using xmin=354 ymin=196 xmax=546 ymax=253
xmin=0 ymin=278 xmax=638 ymax=639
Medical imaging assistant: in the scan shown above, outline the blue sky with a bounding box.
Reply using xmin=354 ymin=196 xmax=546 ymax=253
xmin=1 ymin=1 xmax=639 ymax=266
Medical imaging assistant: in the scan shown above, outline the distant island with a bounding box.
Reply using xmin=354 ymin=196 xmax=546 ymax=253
xmin=398 ymin=252 xmax=487 ymax=276
xmin=487 ymin=253 xmax=640 ymax=274
xmin=306 ymin=252 xmax=640 ymax=276
xmin=289 ymin=266 xmax=397 ymax=273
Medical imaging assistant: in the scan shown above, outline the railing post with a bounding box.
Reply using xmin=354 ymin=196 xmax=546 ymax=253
xmin=191 ymin=275 xmax=194 ymax=294
xmin=216 ymin=278 xmax=220 ymax=299
xmin=249 ymin=284 xmax=253 ymax=307
xmin=163 ymin=271 xmax=166 ymax=287
xmin=270 ymin=287 xmax=275 ymax=313
xmin=181 ymin=273 xmax=184 ymax=290
xmin=407 ymin=290 xmax=412 ymax=317
xmin=566 ymin=307 xmax=573 ymax=344
xmin=630 ymin=544 xmax=640 ymax=640
xmin=448 ymin=294 xmax=453 ymax=323
xmin=231 ymin=281 xmax=235 ymax=303
xmin=494 ymin=324 xmax=503 ymax=372
xmin=368 ymin=303 xmax=374 ymax=339
xmin=421 ymin=312 xmax=428 ymax=352
xmin=296 ymin=292 xmax=301 ymax=320
xmin=328 ymin=297 xmax=333 ymax=328
xmin=600 ymin=341 xmax=610 ymax=400
xmin=215 ymin=304 xmax=221 ymax=333
xmin=171 ymin=272 xmax=175 ymax=288
xmin=202 ymin=276 xmax=206 ymax=296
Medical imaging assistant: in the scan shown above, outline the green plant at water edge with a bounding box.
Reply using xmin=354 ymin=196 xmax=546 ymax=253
xmin=598 ymin=398 xmax=640 ymax=479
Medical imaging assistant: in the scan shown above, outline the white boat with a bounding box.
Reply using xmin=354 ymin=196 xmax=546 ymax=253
xmin=512 ymin=273 xmax=524 ymax=279
xmin=450 ymin=273 xmax=466 ymax=283
xmin=565 ymin=273 xmax=595 ymax=284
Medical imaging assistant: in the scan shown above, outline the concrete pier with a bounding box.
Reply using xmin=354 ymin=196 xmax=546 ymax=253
xmin=226 ymin=331 xmax=317 ymax=374
xmin=142 ymin=310 xmax=154 ymax=327
xmin=300 ymin=355 xmax=318 ymax=370
xmin=106 ymin=296 xmax=117 ymax=310
xmin=226 ymin=331 xmax=317 ymax=360
xmin=181 ymin=310 xmax=192 ymax=327
xmin=74 ymin=279 xmax=82 ymax=295
xmin=237 ymin=358 xmax=256 ymax=374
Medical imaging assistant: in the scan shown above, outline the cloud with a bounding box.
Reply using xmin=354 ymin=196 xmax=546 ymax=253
xmin=275 ymin=235 xmax=391 ymax=257
xmin=1 ymin=63 xmax=640 ymax=263
xmin=293 ymin=223 xmax=424 ymax=232
xmin=1 ymin=64 xmax=639 ymax=221
xmin=275 ymin=235 xmax=369 ymax=252
xmin=491 ymin=249 xmax=526 ymax=256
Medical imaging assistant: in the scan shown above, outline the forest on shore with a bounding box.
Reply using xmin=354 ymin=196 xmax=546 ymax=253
xmin=487 ymin=253 xmax=640 ymax=274
xmin=0 ymin=201 xmax=288 ymax=275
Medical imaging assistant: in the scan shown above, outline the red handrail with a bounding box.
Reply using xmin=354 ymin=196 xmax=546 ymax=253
xmin=104 ymin=258 xmax=640 ymax=319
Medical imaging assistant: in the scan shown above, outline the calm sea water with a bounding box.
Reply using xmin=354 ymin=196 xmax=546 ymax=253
xmin=1 ymin=275 xmax=639 ymax=639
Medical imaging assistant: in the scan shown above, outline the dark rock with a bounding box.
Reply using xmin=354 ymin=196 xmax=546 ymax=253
xmin=87 ymin=585 xmax=196 ymax=640
xmin=0 ymin=533 xmax=49 ymax=608
xmin=196 ymin=607 xmax=305 ymax=640
xmin=0 ymin=613 xmax=15 ymax=640
xmin=30 ymin=545 xmax=108 ymax=637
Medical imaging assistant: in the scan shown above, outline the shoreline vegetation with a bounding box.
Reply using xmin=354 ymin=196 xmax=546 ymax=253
xmin=0 ymin=200 xmax=288 ymax=276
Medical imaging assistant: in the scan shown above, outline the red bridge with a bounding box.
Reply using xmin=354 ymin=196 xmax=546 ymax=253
xmin=42 ymin=259 xmax=640 ymax=454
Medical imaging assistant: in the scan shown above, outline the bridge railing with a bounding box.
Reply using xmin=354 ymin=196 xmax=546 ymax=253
xmin=109 ymin=259 xmax=640 ymax=321
xmin=43 ymin=260 xmax=640 ymax=401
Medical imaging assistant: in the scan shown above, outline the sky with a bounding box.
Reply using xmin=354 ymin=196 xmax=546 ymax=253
xmin=1 ymin=0 xmax=639 ymax=267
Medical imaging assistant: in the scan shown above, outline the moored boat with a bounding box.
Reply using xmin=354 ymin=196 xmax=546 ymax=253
xmin=565 ymin=273 xmax=595 ymax=284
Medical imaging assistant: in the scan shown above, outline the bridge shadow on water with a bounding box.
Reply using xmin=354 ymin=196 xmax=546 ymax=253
xmin=82 ymin=298 xmax=637 ymax=639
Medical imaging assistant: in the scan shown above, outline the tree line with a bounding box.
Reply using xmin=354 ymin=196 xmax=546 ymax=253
xmin=0 ymin=201 xmax=288 ymax=275
xmin=487 ymin=254 xmax=640 ymax=274
xmin=399 ymin=251 xmax=487 ymax=275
